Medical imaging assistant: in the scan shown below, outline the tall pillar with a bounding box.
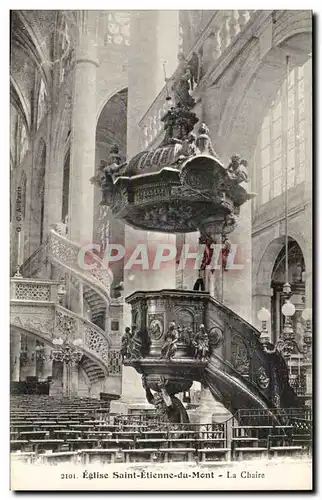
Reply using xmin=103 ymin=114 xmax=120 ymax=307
xmin=127 ymin=10 xmax=179 ymax=158
xmin=222 ymin=202 xmax=253 ymax=323
xmin=49 ymin=360 xmax=63 ymax=396
xmin=202 ymin=85 xmax=253 ymax=324
xmin=41 ymin=345 xmax=53 ymax=381
xmin=70 ymin=364 xmax=79 ymax=397
xmin=69 ymin=11 xmax=99 ymax=246
xmin=197 ymin=87 xmax=254 ymax=422
xmin=116 ymin=11 xmax=180 ymax=412
xmin=20 ymin=337 xmax=37 ymax=380
xmin=10 ymin=331 xmax=21 ymax=382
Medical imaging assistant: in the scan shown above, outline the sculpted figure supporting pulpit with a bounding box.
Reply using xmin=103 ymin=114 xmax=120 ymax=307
xmin=142 ymin=376 xmax=190 ymax=424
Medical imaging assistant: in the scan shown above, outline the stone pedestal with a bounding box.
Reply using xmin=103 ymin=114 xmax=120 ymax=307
xmin=41 ymin=345 xmax=53 ymax=381
xmin=198 ymin=386 xmax=232 ymax=424
xmin=69 ymin=11 xmax=99 ymax=246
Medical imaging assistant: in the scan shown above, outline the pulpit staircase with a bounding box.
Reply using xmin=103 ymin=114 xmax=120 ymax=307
xmin=125 ymin=289 xmax=303 ymax=420
xmin=203 ymin=294 xmax=302 ymax=416
xmin=11 ymin=228 xmax=115 ymax=388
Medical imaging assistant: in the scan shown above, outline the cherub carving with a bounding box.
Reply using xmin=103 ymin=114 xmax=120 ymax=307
xmin=226 ymin=154 xmax=249 ymax=183
xmin=196 ymin=123 xmax=220 ymax=158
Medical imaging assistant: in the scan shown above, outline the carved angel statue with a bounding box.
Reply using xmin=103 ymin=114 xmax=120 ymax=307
xmin=196 ymin=123 xmax=220 ymax=159
xmin=142 ymin=375 xmax=189 ymax=423
xmin=191 ymin=324 xmax=209 ymax=361
xmin=90 ymin=145 xmax=127 ymax=197
xmin=226 ymin=154 xmax=249 ymax=183
xmin=166 ymin=53 xmax=196 ymax=110
xmin=160 ymin=322 xmax=179 ymax=360
xmin=175 ymin=132 xmax=197 ymax=164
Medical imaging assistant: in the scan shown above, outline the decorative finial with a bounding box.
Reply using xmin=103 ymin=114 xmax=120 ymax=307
xmin=14 ymin=265 xmax=22 ymax=278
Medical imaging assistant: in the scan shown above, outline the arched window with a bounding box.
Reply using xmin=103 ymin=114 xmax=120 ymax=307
xmin=255 ymin=59 xmax=311 ymax=205
xmin=270 ymin=239 xmax=306 ymax=344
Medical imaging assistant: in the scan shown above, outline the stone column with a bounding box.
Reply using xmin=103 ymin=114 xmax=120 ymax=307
xmin=10 ymin=331 xmax=21 ymax=382
xmin=202 ymin=85 xmax=253 ymax=323
xmin=49 ymin=360 xmax=63 ymax=396
xmin=20 ymin=337 xmax=37 ymax=380
xmin=127 ymin=10 xmax=179 ymax=158
xmin=198 ymin=384 xmax=231 ymax=424
xmin=197 ymin=87 xmax=254 ymax=422
xmin=114 ymin=11 xmax=180 ymax=413
xmin=70 ymin=364 xmax=79 ymax=397
xmin=69 ymin=11 xmax=99 ymax=246
xmin=303 ymin=56 xmax=312 ymax=309
xmin=42 ymin=345 xmax=53 ymax=381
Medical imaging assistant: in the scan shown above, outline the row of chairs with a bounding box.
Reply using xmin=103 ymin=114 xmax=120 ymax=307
xmin=10 ymin=396 xmax=312 ymax=463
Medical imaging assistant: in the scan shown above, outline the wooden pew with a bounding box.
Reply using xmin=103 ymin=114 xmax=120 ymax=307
xmin=66 ymin=439 xmax=99 ymax=451
xmin=10 ymin=440 xmax=29 ymax=452
xmin=100 ymin=439 xmax=134 ymax=450
xmin=81 ymin=448 xmax=120 ymax=464
xmin=124 ymin=448 xmax=159 ymax=463
xmin=30 ymin=439 xmax=65 ymax=453
xmin=159 ymin=447 xmax=195 ymax=462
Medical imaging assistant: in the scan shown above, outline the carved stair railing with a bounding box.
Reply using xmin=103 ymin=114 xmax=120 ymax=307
xmin=139 ymin=9 xmax=259 ymax=150
xmin=47 ymin=228 xmax=113 ymax=329
xmin=10 ymin=278 xmax=111 ymax=381
xmin=47 ymin=228 xmax=112 ymax=304
xmin=124 ymin=289 xmax=302 ymax=420
xmin=204 ymin=294 xmax=302 ymax=414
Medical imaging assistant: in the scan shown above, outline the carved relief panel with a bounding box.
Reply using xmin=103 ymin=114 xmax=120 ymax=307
xmin=231 ymin=334 xmax=251 ymax=376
